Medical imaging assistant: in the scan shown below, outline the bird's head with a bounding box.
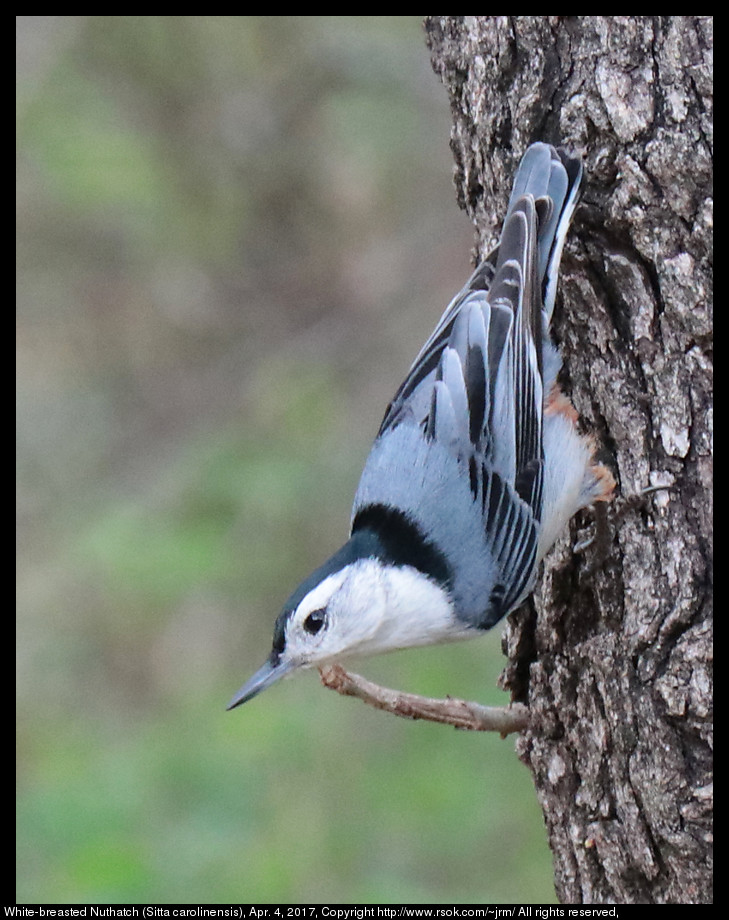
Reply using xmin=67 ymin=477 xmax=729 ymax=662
xmin=227 ymin=527 xmax=463 ymax=709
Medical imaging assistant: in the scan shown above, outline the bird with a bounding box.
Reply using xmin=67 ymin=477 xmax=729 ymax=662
xmin=227 ymin=142 xmax=614 ymax=711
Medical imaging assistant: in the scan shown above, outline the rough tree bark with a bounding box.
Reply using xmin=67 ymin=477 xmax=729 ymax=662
xmin=424 ymin=16 xmax=712 ymax=905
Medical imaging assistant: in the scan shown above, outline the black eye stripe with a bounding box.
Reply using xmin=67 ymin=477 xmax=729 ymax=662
xmin=303 ymin=608 xmax=327 ymax=635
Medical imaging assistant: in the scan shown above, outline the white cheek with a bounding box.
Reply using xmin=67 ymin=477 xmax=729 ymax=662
xmin=332 ymin=562 xmax=388 ymax=649
xmin=294 ymin=561 xmax=389 ymax=664
xmin=377 ymin=567 xmax=463 ymax=649
xmin=283 ymin=566 xmax=378 ymax=665
xmin=281 ymin=559 xmax=464 ymax=666
xmin=299 ymin=570 xmax=349 ymax=613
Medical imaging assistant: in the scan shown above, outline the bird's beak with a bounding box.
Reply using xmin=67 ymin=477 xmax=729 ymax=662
xmin=226 ymin=656 xmax=293 ymax=710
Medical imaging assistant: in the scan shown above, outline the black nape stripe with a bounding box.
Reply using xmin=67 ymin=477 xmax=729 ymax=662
xmin=351 ymin=503 xmax=453 ymax=590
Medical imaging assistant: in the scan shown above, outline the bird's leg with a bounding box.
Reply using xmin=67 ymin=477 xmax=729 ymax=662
xmin=318 ymin=664 xmax=529 ymax=735
xmin=573 ymin=481 xmax=677 ymax=563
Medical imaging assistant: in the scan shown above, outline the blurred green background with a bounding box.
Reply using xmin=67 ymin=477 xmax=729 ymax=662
xmin=17 ymin=16 xmax=555 ymax=904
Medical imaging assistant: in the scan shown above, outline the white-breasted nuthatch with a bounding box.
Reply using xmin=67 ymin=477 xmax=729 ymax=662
xmin=227 ymin=142 xmax=614 ymax=710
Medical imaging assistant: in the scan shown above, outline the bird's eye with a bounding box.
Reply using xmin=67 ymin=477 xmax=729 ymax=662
xmin=303 ymin=608 xmax=327 ymax=635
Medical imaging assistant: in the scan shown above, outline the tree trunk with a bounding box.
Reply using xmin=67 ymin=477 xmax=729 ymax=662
xmin=424 ymin=16 xmax=712 ymax=904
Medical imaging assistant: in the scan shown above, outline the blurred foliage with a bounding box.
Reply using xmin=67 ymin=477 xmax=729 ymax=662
xmin=17 ymin=16 xmax=555 ymax=904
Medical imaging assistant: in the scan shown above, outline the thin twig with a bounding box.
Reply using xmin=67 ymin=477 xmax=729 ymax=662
xmin=318 ymin=664 xmax=529 ymax=735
